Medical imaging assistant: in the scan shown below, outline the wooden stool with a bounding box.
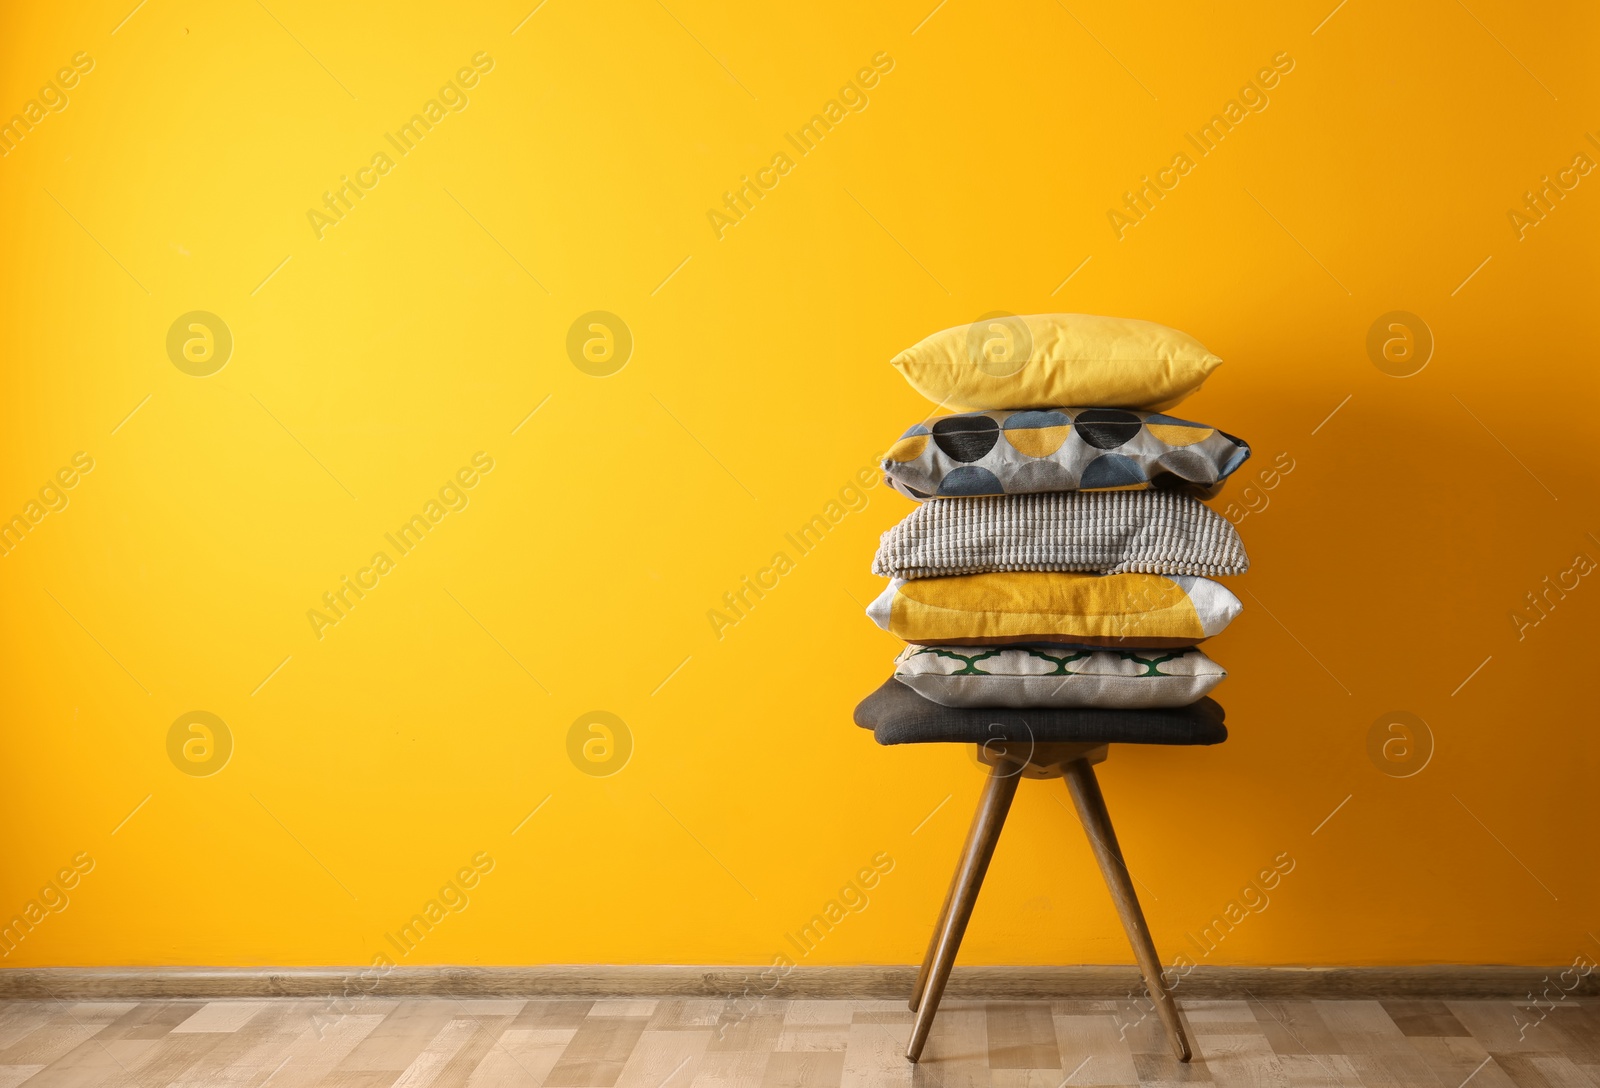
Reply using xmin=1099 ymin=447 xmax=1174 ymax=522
xmin=852 ymin=677 xmax=1227 ymax=1064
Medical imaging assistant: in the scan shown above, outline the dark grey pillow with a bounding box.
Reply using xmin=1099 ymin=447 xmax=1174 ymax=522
xmin=854 ymin=678 xmax=1226 ymax=747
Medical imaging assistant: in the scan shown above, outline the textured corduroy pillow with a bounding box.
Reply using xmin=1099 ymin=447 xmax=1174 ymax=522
xmin=866 ymin=571 xmax=1242 ymax=648
xmin=883 ymin=408 xmax=1250 ymax=501
xmin=893 ymin=644 xmax=1226 ymax=708
xmin=873 ymin=490 xmax=1248 ymax=580
xmin=891 ymin=313 xmax=1222 ymax=412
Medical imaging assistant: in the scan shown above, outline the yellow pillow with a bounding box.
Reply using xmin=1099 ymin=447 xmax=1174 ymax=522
xmin=866 ymin=572 xmax=1240 ymax=648
xmin=891 ymin=313 xmax=1222 ymax=411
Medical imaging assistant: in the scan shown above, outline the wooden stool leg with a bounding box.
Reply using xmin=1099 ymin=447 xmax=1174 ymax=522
xmin=906 ymin=763 xmax=1021 ymax=1063
xmin=1062 ymin=758 xmax=1192 ymax=1062
xmin=909 ymin=858 xmax=959 ymax=1012
xmin=909 ymin=796 xmax=985 ymax=1013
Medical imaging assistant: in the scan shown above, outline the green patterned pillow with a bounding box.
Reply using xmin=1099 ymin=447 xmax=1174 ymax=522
xmin=893 ymin=644 xmax=1225 ymax=708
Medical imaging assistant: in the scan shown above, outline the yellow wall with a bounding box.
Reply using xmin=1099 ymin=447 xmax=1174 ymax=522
xmin=2 ymin=0 xmax=1596 ymax=971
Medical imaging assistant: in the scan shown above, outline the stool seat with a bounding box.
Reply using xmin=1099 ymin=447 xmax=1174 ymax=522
xmin=854 ymin=677 xmax=1227 ymax=747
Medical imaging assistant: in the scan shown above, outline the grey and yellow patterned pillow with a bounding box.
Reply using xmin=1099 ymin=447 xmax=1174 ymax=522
xmin=892 ymin=644 xmax=1226 ymax=708
xmin=883 ymin=408 xmax=1250 ymax=501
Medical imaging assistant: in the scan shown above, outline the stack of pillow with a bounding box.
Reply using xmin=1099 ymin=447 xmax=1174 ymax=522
xmin=866 ymin=314 xmax=1250 ymax=711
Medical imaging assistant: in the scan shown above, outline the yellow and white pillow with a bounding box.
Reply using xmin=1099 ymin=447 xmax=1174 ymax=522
xmin=892 ymin=313 xmax=1222 ymax=412
xmin=866 ymin=571 xmax=1240 ymax=648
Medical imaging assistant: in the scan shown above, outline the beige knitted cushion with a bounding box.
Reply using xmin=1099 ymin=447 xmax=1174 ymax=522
xmin=872 ymin=490 xmax=1247 ymax=580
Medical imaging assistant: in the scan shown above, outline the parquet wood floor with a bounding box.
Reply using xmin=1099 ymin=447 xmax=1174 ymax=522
xmin=0 ymin=995 xmax=1594 ymax=1086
